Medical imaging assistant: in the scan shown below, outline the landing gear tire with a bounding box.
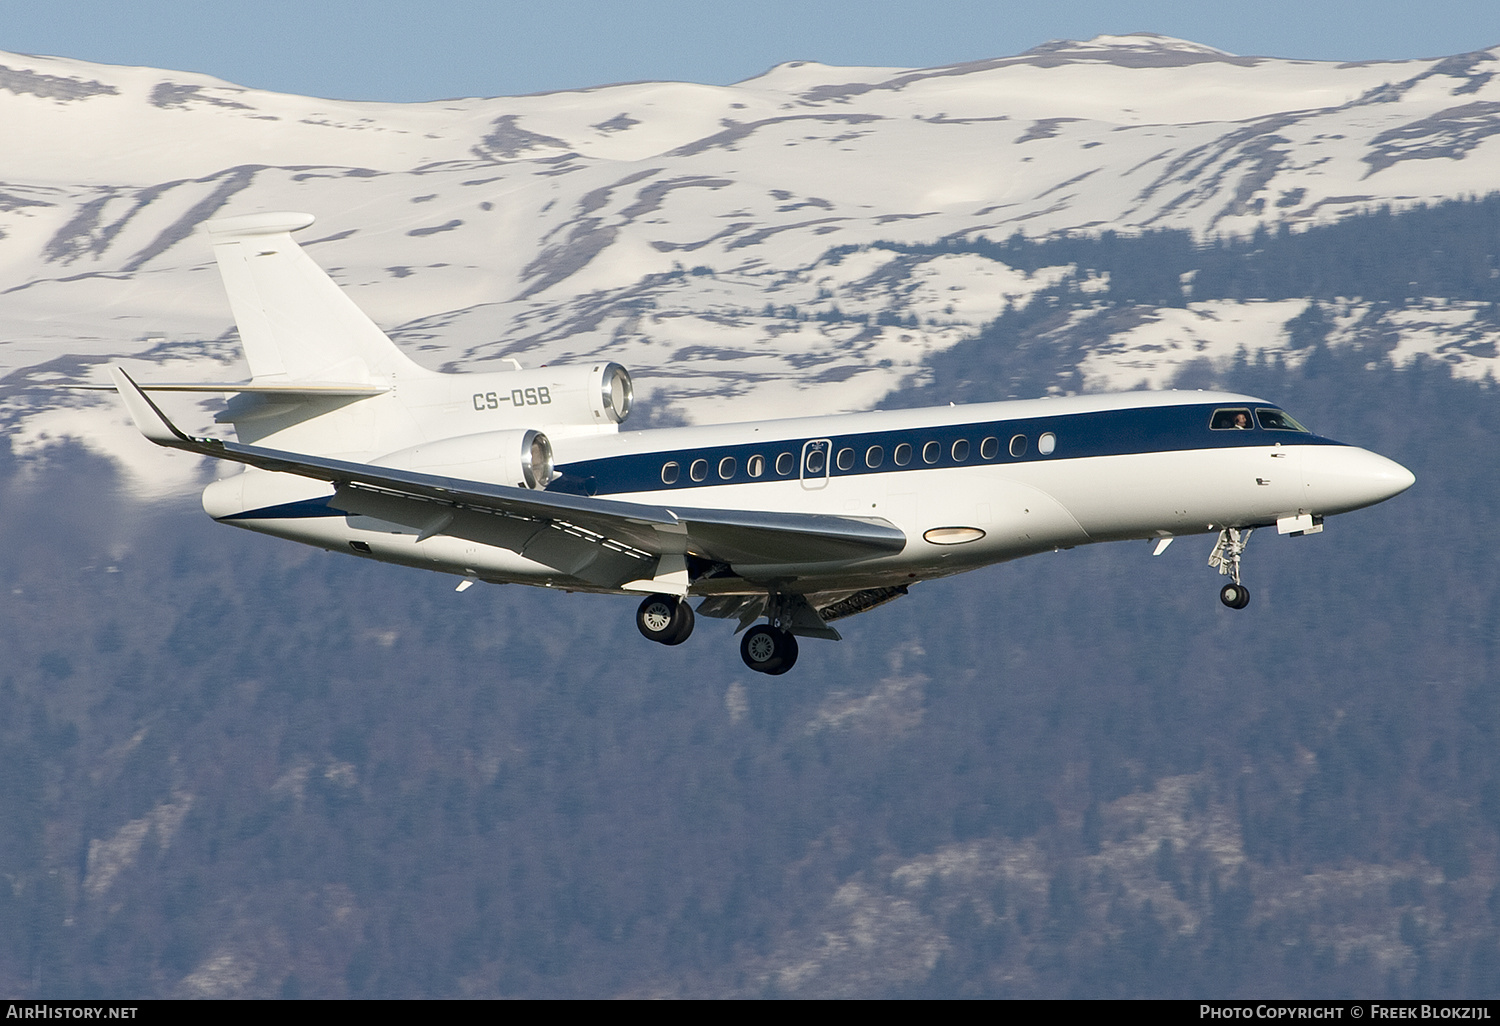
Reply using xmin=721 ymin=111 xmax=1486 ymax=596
xmin=768 ymin=632 xmax=798 ymax=675
xmin=741 ymin=625 xmax=798 ymax=674
xmin=1219 ymin=583 xmax=1251 ymax=610
xmin=637 ymin=594 xmax=694 ymax=645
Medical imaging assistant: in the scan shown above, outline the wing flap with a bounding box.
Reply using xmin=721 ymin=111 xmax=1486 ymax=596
xmin=676 ymin=508 xmax=905 ymax=565
xmin=333 ymin=485 xmax=659 ymax=588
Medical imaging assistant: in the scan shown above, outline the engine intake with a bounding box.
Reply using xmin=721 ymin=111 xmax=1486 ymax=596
xmin=375 ymin=429 xmax=553 ymax=489
xmin=599 ymin=362 xmax=632 ymax=423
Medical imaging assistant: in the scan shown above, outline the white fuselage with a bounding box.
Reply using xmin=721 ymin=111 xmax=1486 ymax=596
xmin=202 ymin=389 xmax=1414 ymax=596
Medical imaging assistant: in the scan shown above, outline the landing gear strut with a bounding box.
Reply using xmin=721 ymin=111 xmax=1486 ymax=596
xmin=740 ymin=624 xmax=798 ymax=675
xmin=1209 ymin=528 xmax=1253 ymax=609
xmin=636 ymin=593 xmax=695 ymax=645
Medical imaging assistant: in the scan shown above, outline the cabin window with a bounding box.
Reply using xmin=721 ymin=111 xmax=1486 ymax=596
xmin=922 ymin=441 xmax=941 ymax=464
xmin=1256 ymin=408 xmax=1309 ymax=432
xmin=805 ymin=448 xmax=827 ymax=475
xmin=894 ymin=443 xmax=912 ymax=466
xmin=719 ymin=456 xmax=737 ymax=480
xmin=747 ymin=454 xmax=765 ymax=478
xmin=866 ymin=445 xmax=884 ymax=469
xmin=690 ymin=459 xmax=708 ymax=482
xmin=980 ymin=436 xmax=999 ymax=459
xmin=836 ymin=448 xmax=855 ymax=471
xmin=1038 ymin=432 xmax=1056 ymax=455
xmin=1210 ymin=408 xmax=1254 ymax=430
xmin=1009 ymin=434 xmax=1028 ymax=458
xmin=951 ymin=439 xmax=970 ymax=462
xmin=661 ymin=461 xmax=680 ymax=485
xmin=775 ymin=452 xmax=794 ymax=475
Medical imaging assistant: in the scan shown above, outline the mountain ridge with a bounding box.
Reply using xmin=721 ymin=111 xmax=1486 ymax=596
xmin=3 ymin=33 xmax=1499 ymax=486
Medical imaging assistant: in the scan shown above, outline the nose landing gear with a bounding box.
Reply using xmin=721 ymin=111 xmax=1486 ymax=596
xmin=1209 ymin=527 xmax=1253 ymax=609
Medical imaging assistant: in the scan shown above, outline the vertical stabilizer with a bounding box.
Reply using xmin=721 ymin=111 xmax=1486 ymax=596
xmin=206 ymin=212 xmax=430 ymax=383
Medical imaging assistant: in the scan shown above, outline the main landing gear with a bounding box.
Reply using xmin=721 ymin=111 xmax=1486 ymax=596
xmin=739 ymin=624 xmax=799 ymax=675
xmin=1209 ymin=527 xmax=1253 ymax=609
xmin=636 ymin=593 xmax=695 ymax=645
xmin=636 ymin=592 xmax=803 ymax=674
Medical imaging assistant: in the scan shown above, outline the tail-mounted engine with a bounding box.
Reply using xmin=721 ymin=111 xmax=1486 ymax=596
xmin=465 ymin=362 xmax=632 ymax=433
xmin=375 ymin=429 xmax=554 ymax=489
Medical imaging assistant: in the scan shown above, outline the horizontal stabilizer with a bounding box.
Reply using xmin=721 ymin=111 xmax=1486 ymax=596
xmin=71 ymin=380 xmax=387 ymax=396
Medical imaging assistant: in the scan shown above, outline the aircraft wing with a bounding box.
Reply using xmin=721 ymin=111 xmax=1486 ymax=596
xmin=111 ymin=366 xmax=905 ymax=588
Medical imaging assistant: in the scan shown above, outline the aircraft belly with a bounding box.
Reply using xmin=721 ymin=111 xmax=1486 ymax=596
xmin=689 ymin=569 xmax=914 ymax=597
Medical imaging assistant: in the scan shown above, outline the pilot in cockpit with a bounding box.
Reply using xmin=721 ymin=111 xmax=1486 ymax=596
xmin=1210 ymin=408 xmax=1254 ymax=430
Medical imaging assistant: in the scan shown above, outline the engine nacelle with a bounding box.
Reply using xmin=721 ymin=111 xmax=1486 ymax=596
xmin=375 ymin=429 xmax=554 ymax=490
xmin=464 ymin=362 xmax=632 ymax=432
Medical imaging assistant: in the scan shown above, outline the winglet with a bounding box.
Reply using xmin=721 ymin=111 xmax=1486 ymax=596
xmin=109 ymin=365 xmax=191 ymax=446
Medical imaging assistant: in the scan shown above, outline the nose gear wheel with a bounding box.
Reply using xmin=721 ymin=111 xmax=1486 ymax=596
xmin=1209 ymin=528 xmax=1253 ymax=610
xmin=1219 ymin=582 xmax=1251 ymax=609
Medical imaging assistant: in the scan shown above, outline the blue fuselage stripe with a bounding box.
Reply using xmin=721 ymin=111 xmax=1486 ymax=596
xmin=551 ymin=402 xmax=1340 ymax=497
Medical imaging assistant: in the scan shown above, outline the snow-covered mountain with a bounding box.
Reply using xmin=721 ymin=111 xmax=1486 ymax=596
xmin=4 ymin=33 xmax=1499 ymax=489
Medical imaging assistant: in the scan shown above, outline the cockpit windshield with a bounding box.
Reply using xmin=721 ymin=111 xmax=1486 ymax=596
xmin=1255 ymin=408 xmax=1309 ymax=432
xmin=1209 ymin=408 xmax=1254 ymax=430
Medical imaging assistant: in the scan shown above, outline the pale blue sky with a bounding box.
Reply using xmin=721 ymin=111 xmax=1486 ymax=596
xmin=4 ymin=0 xmax=1498 ymax=101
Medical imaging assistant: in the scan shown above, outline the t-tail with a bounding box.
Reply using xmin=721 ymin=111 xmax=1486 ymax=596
xmin=208 ymin=212 xmax=428 ymax=387
xmin=122 ymin=212 xmax=634 ymax=477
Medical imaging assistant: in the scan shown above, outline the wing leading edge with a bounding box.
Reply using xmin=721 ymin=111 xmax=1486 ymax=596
xmin=110 ymin=366 xmax=906 ymax=589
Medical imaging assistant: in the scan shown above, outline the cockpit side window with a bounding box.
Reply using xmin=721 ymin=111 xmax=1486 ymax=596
xmin=1256 ymin=408 xmax=1309 ymax=432
xmin=1210 ymin=408 xmax=1254 ymax=430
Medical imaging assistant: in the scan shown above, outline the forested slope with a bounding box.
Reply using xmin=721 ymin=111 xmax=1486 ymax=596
xmin=1 ymin=201 xmax=1497 ymax=995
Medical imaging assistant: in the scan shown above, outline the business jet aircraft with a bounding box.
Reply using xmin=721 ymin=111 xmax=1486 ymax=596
xmin=109 ymin=212 xmax=1414 ymax=674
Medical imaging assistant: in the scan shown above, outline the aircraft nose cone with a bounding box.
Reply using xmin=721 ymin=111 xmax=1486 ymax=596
xmin=1383 ymin=456 xmax=1417 ymax=498
xmin=1301 ymin=445 xmax=1415 ymax=514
